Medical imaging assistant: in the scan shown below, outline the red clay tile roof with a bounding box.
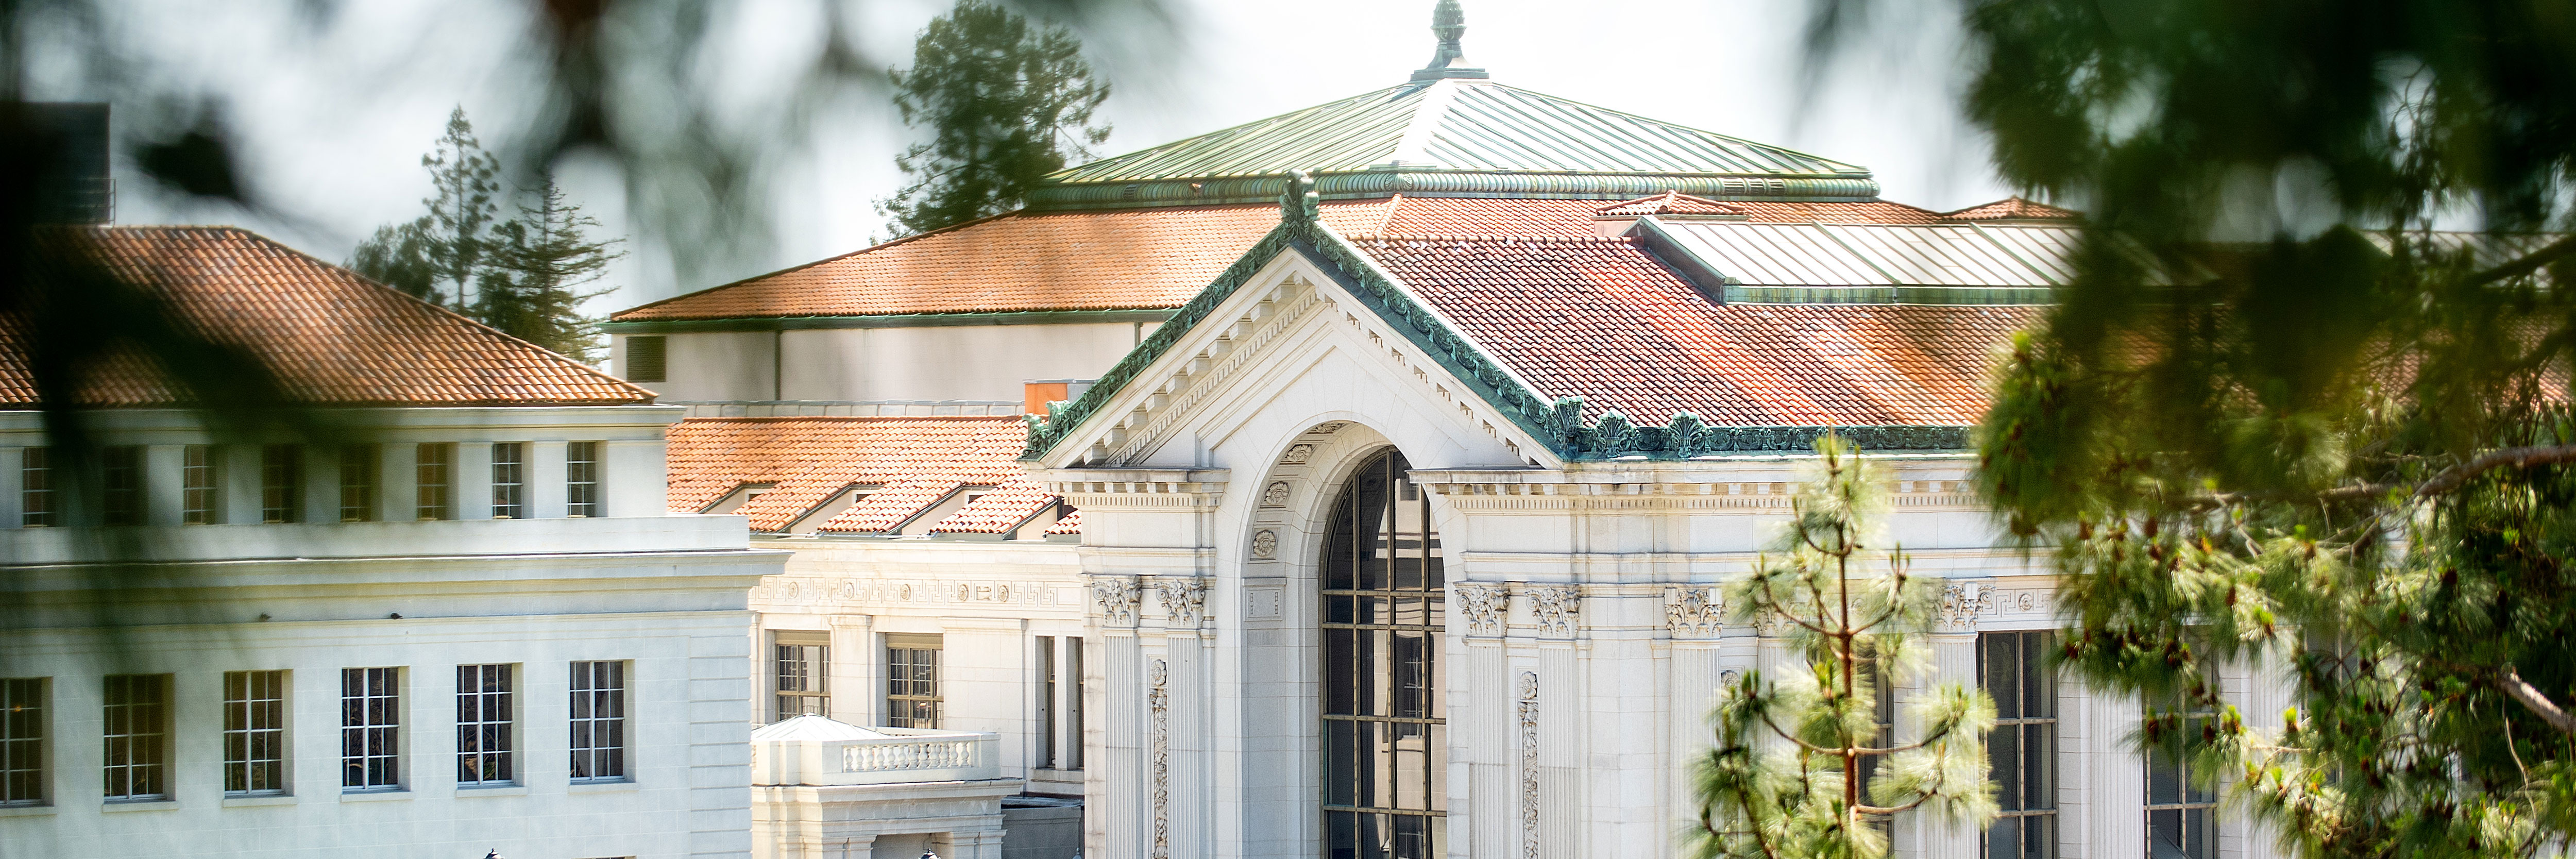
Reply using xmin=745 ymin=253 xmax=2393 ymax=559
xmin=612 ymin=198 xmax=1964 ymax=322
xmin=0 ymin=226 xmax=653 ymax=408
xmin=1942 ymin=197 xmax=2080 ymax=221
xmin=1044 ymin=509 xmax=1082 ymax=535
xmin=1594 ymin=192 xmax=1745 ymax=217
xmin=1351 ymin=235 xmax=2039 ymax=426
xmin=663 ymin=415 xmax=1063 ymax=534
xmin=926 ymin=476 xmax=1061 ymax=534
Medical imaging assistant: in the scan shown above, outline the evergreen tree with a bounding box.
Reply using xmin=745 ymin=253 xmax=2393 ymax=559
xmin=350 ymin=107 xmax=504 ymax=308
xmin=1806 ymin=1 xmax=2576 ymax=855
xmin=1693 ymin=438 xmax=1996 ymax=859
xmin=876 ymin=0 xmax=1110 ymax=238
xmin=474 ymin=178 xmax=622 ymax=362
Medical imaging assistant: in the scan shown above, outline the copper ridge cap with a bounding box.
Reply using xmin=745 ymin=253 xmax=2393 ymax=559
xmin=1412 ymin=0 xmax=1489 ymax=81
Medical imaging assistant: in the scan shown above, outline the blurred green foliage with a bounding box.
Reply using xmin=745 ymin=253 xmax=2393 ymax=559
xmin=877 ymin=0 xmax=1112 ymax=238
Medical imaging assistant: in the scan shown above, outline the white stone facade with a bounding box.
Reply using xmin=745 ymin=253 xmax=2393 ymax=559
xmin=612 ymin=321 xmax=1157 ymax=405
xmin=0 ymin=406 xmax=785 ymax=858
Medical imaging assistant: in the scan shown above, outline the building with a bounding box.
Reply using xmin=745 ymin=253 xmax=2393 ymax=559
xmin=0 ymin=226 xmax=785 ymax=858
xmin=625 ymin=5 xmax=2272 ymax=859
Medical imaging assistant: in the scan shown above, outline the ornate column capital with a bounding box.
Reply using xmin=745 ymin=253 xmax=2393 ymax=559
xmin=1154 ymin=576 xmax=1211 ymax=629
xmin=1454 ymin=583 xmax=1508 ymax=635
xmin=1091 ymin=575 xmax=1142 ymax=627
xmin=1524 ymin=584 xmax=1581 ymax=637
xmin=1937 ymin=579 xmax=1997 ymax=634
xmin=1663 ymin=585 xmax=1724 ymax=637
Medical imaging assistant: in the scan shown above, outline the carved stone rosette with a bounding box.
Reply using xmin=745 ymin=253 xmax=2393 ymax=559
xmin=1518 ymin=671 xmax=1540 ymax=859
xmin=1454 ymin=583 xmax=1507 ymax=635
xmin=1937 ymin=580 xmax=1995 ymax=633
xmin=1663 ymin=586 xmax=1723 ymax=637
xmin=1156 ymin=576 xmax=1210 ymax=628
xmin=1149 ymin=659 xmax=1171 ymax=858
xmin=1092 ymin=576 xmax=1142 ymax=627
xmin=1526 ymin=585 xmax=1580 ymax=637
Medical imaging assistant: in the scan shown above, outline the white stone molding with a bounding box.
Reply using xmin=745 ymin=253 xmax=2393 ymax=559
xmin=1518 ymin=670 xmax=1540 ymax=859
xmin=1155 ymin=576 xmax=1210 ymax=628
xmin=1260 ymin=481 xmax=1292 ymax=508
xmin=1281 ymin=443 xmax=1315 ymax=464
xmin=1526 ymin=584 xmax=1580 ymax=637
xmin=1249 ymin=529 xmax=1279 ymax=560
xmin=1454 ymin=583 xmax=1507 ymax=635
xmin=1093 ymin=576 xmax=1142 ymax=627
xmin=1097 ymin=277 xmax=1325 ymax=467
xmin=1664 ymin=586 xmax=1723 ymax=637
xmin=1149 ymin=658 xmax=1172 ymax=859
xmin=1937 ymin=580 xmax=1996 ymax=633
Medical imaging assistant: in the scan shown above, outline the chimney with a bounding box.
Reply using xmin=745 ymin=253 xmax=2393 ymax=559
xmin=9 ymin=103 xmax=112 ymax=224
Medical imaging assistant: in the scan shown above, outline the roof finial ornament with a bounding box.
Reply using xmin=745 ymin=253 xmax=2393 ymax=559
xmin=1411 ymin=0 xmax=1489 ymax=81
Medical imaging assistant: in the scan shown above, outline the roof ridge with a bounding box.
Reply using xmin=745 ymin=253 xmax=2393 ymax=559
xmin=1353 ymin=233 xmax=1637 ymax=244
xmin=609 ymin=208 xmax=1035 ymax=320
xmin=682 ymin=414 xmax=1024 ymax=424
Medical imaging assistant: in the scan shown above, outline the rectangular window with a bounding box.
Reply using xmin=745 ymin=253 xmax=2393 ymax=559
xmin=1066 ymin=637 xmax=1084 ymax=770
xmin=886 ymin=634 xmax=942 ymax=730
xmin=2147 ymin=692 xmax=2218 ymax=859
xmin=1984 ymin=631 xmax=2059 ymax=859
xmin=489 ymin=443 xmax=523 ymax=519
xmin=625 ymin=335 xmax=667 ymax=383
xmin=20 ymin=447 xmax=52 ymax=528
xmin=1855 ymin=656 xmax=1896 ymax=834
xmin=341 ymin=667 xmax=400 ymax=791
xmin=1037 ymin=636 xmax=1056 ymax=768
xmin=223 ymin=670 xmax=287 ymax=796
xmin=566 ymin=441 xmax=601 ymax=518
xmin=773 ymin=633 xmax=828 ymax=722
xmin=338 ymin=444 xmax=378 ymax=523
xmin=569 ymin=661 xmax=626 ymax=782
xmin=101 ymin=674 xmax=168 ymax=800
xmin=455 ymin=664 xmax=513 ymax=786
xmin=260 ymin=444 xmax=303 ymax=524
xmin=101 ymin=446 xmax=143 ymax=526
xmin=182 ymin=445 xmax=218 ymax=525
xmin=415 ymin=443 xmax=451 ymax=520
xmin=1 ymin=678 xmax=45 ymax=805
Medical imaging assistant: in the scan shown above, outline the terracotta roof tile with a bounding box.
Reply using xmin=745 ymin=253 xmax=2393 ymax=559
xmin=1351 ymin=236 xmax=2038 ymax=427
xmin=815 ymin=478 xmax=967 ymax=534
xmin=927 ymin=476 xmax=1060 ymax=534
xmin=0 ymin=226 xmax=653 ymax=408
xmin=1044 ymin=509 xmax=1082 ymax=535
xmin=1942 ymin=197 xmax=2080 ymax=221
xmin=664 ymin=416 xmax=1027 ymax=532
xmin=612 ymin=198 xmax=1961 ymax=322
xmin=1594 ymin=191 xmax=1745 ymax=217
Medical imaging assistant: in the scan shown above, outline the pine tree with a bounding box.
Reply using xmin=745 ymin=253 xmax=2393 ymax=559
xmin=1693 ymin=437 xmax=1995 ymax=859
xmin=876 ymin=0 xmax=1110 ymax=238
xmin=350 ymin=107 xmax=503 ymax=308
xmin=474 ymin=178 xmax=622 ymax=362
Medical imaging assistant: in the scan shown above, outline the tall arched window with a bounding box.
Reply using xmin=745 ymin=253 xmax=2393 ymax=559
xmin=1320 ymin=449 xmax=1445 ymax=859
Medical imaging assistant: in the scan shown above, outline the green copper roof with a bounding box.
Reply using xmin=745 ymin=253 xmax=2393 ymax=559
xmin=1025 ymin=79 xmax=1880 ymax=210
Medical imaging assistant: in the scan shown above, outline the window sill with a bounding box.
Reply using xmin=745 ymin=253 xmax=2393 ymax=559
xmin=221 ymin=794 xmax=295 ymax=807
xmin=0 ymin=804 xmax=53 ymax=817
xmin=567 ymin=780 xmax=638 ymax=794
xmin=337 ymin=789 xmax=411 ymax=803
xmin=100 ymin=799 xmax=178 ymax=812
xmin=455 ymin=785 xmax=528 ymax=797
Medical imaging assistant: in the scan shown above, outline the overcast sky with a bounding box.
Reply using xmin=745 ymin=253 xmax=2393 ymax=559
xmin=95 ymin=0 xmax=2010 ymax=316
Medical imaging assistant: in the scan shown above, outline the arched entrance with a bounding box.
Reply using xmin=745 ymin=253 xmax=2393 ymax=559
xmin=1319 ymin=449 xmax=1445 ymax=859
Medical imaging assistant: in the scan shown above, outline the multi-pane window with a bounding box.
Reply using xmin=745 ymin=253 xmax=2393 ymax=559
xmin=101 ymin=446 xmax=143 ymax=526
xmin=887 ymin=635 xmax=942 ymax=729
xmin=1 ymin=679 xmax=44 ymax=805
xmin=455 ymin=664 xmax=513 ymax=786
xmin=489 ymin=443 xmax=524 ymax=519
xmin=338 ymin=444 xmax=379 ymax=523
xmin=101 ymin=675 xmax=168 ymax=800
xmin=2147 ymin=691 xmax=2219 ymax=859
xmin=1855 ymin=655 xmax=1897 ymax=834
xmin=567 ymin=442 xmax=601 ymax=518
xmin=624 ymin=335 xmax=667 ymax=383
xmin=1065 ymin=637 xmax=1084 ymax=770
xmin=569 ymin=661 xmax=627 ymax=782
xmin=182 ymin=445 xmax=218 ymax=524
xmin=1984 ymin=631 xmax=2059 ymax=859
xmin=20 ymin=447 xmax=53 ymax=527
xmin=1322 ymin=449 xmax=1445 ymax=859
xmin=774 ymin=633 xmax=828 ymax=722
xmin=415 ymin=443 xmax=451 ymax=520
xmin=223 ymin=670 xmax=287 ymax=796
xmin=260 ymin=444 xmax=303 ymax=524
xmin=1037 ymin=636 xmax=1057 ymax=768
xmin=341 ymin=667 xmax=400 ymax=791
